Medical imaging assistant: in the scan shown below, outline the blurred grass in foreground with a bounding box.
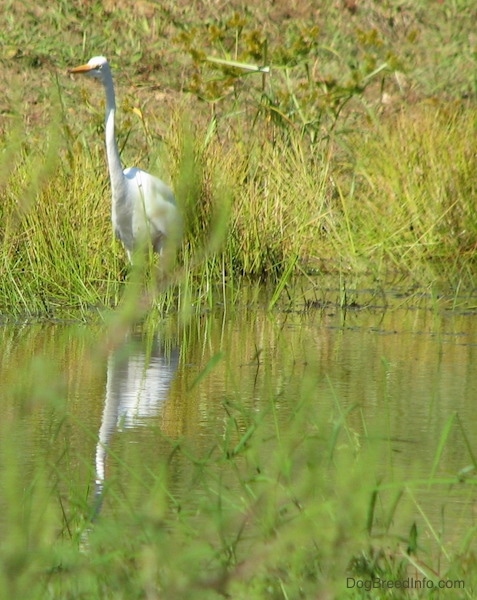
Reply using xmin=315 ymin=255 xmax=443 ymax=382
xmin=0 ymin=312 xmax=476 ymax=599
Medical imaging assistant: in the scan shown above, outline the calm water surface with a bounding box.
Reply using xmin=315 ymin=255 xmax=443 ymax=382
xmin=1 ymin=295 xmax=476 ymax=555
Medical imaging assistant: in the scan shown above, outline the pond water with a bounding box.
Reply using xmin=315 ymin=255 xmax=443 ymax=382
xmin=1 ymin=288 xmax=477 ymax=563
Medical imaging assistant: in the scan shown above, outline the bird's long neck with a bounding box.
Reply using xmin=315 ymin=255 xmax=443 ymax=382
xmin=103 ymin=72 xmax=126 ymax=199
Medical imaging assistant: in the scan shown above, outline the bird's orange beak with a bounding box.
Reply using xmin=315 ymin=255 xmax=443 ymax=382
xmin=68 ymin=63 xmax=94 ymax=74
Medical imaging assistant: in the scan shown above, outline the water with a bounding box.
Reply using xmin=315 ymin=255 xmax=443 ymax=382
xmin=1 ymin=293 xmax=476 ymax=559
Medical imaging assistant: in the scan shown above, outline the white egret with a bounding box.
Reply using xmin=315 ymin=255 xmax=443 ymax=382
xmin=69 ymin=56 xmax=179 ymax=263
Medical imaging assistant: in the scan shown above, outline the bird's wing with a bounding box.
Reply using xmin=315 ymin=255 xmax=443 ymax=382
xmin=124 ymin=167 xmax=176 ymax=205
xmin=124 ymin=167 xmax=180 ymax=246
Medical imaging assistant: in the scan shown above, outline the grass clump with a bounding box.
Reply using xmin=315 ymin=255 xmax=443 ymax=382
xmin=349 ymin=103 xmax=477 ymax=282
xmin=0 ymin=0 xmax=476 ymax=316
xmin=0 ymin=134 xmax=122 ymax=317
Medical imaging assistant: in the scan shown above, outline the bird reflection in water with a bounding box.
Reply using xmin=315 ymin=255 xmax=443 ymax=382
xmin=91 ymin=332 xmax=179 ymax=520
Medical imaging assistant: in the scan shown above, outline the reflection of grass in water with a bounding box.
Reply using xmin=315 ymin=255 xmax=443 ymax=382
xmin=0 ymin=316 xmax=475 ymax=598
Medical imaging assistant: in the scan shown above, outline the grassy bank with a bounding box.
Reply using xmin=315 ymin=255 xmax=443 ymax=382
xmin=1 ymin=3 xmax=476 ymax=597
xmin=0 ymin=1 xmax=476 ymax=316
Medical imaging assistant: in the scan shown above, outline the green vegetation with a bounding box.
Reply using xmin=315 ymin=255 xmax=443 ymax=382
xmin=0 ymin=1 xmax=477 ymax=597
xmin=0 ymin=0 xmax=476 ymax=316
xmin=1 ymin=315 xmax=476 ymax=599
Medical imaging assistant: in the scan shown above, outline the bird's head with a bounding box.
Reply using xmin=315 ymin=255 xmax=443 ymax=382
xmin=69 ymin=56 xmax=111 ymax=82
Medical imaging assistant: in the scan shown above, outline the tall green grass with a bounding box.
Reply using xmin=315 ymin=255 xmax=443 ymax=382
xmin=1 ymin=97 xmax=476 ymax=317
xmin=348 ymin=103 xmax=477 ymax=283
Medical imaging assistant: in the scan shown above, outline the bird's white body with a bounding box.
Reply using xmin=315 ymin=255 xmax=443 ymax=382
xmin=69 ymin=55 xmax=180 ymax=262
xmin=115 ymin=166 xmax=178 ymax=259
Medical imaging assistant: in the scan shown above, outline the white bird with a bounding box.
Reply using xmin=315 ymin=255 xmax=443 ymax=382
xmin=69 ymin=56 xmax=180 ymax=263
